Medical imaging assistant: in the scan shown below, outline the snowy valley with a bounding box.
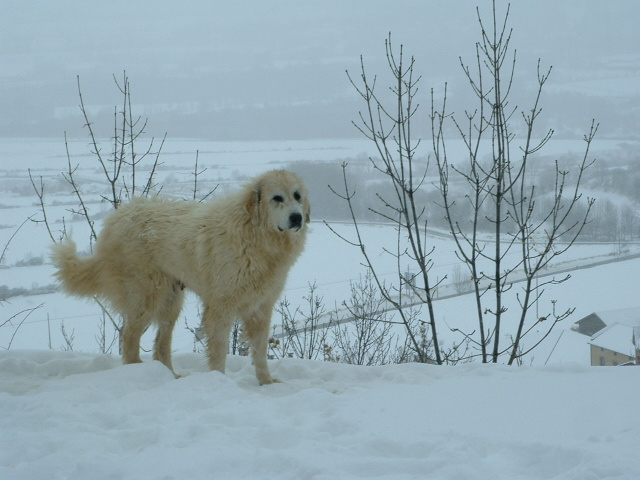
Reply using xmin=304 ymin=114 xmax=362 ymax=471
xmin=1 ymin=136 xmax=639 ymax=479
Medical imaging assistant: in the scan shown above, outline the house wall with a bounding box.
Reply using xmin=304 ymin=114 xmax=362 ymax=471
xmin=590 ymin=345 xmax=635 ymax=366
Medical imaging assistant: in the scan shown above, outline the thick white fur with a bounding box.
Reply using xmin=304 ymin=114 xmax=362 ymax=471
xmin=51 ymin=170 xmax=309 ymax=385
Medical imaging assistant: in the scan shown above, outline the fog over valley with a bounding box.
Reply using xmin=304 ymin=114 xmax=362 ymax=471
xmin=1 ymin=0 xmax=639 ymax=141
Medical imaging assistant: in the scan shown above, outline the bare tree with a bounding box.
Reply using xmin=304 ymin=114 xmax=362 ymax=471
xmin=1 ymin=217 xmax=44 ymax=349
xmin=451 ymin=265 xmax=472 ymax=294
xmin=331 ymin=2 xmax=595 ymax=366
xmin=59 ymin=321 xmax=75 ymax=351
xmin=274 ymin=282 xmax=333 ymax=361
xmin=432 ymin=1 xmax=596 ymax=364
xmin=184 ymin=316 xmax=206 ymax=354
xmin=28 ymin=73 xmax=207 ymax=355
xmin=1 ymin=305 xmax=44 ymax=350
xmin=191 ymin=150 xmax=218 ymax=203
xmin=14 ymin=74 xmax=222 ymax=358
xmin=229 ymin=321 xmax=246 ymax=356
xmin=30 ymin=72 xmax=166 ymax=248
xmin=95 ymin=301 xmax=120 ymax=354
xmin=332 ymin=272 xmax=395 ymax=366
xmin=329 ymin=36 xmax=445 ymax=364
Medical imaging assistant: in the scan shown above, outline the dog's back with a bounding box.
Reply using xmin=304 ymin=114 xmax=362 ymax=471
xmin=51 ymin=198 xmax=187 ymax=301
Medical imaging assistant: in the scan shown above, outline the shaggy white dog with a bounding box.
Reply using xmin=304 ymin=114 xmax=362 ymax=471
xmin=52 ymin=170 xmax=309 ymax=385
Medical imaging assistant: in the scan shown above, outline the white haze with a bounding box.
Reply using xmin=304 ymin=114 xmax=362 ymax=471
xmin=1 ymin=0 xmax=639 ymax=142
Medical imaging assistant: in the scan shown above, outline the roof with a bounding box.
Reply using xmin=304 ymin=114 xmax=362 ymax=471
xmin=574 ymin=313 xmax=606 ymax=327
xmin=592 ymin=307 xmax=640 ymax=327
xmin=589 ymin=324 xmax=637 ymax=357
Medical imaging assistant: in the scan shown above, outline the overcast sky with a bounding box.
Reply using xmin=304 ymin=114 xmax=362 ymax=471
xmin=2 ymin=1 xmax=639 ymax=140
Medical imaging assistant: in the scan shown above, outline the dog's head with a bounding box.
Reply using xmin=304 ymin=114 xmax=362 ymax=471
xmin=245 ymin=170 xmax=310 ymax=233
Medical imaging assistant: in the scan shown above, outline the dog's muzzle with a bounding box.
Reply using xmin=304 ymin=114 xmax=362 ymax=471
xmin=289 ymin=212 xmax=303 ymax=230
xmin=279 ymin=212 xmax=303 ymax=232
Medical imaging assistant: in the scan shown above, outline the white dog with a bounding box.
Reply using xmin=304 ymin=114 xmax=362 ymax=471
xmin=51 ymin=170 xmax=309 ymax=385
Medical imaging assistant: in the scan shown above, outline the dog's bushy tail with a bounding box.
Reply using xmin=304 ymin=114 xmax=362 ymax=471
xmin=51 ymin=241 xmax=102 ymax=298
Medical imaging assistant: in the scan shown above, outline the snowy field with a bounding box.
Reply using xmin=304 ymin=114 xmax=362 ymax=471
xmin=1 ymin=137 xmax=640 ymax=479
xmin=1 ymin=350 xmax=638 ymax=480
xmin=2 ymin=137 xmax=639 ymax=361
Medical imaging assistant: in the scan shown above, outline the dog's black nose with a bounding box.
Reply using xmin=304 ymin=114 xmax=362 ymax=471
xmin=289 ymin=212 xmax=303 ymax=229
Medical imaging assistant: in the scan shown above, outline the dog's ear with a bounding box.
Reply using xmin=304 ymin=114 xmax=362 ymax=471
xmin=244 ymin=184 xmax=262 ymax=223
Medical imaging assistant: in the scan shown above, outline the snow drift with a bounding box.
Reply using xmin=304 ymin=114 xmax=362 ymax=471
xmin=1 ymin=350 xmax=638 ymax=480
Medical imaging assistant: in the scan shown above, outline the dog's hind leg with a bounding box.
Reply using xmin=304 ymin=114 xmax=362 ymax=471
xmin=153 ymin=280 xmax=185 ymax=376
xmin=121 ymin=309 xmax=153 ymax=365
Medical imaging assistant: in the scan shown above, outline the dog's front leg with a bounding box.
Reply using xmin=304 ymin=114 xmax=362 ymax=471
xmin=202 ymin=305 xmax=235 ymax=374
xmin=244 ymin=304 xmax=278 ymax=386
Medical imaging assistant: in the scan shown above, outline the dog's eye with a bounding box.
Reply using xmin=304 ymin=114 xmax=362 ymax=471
xmin=293 ymin=191 xmax=301 ymax=201
xmin=272 ymin=195 xmax=284 ymax=203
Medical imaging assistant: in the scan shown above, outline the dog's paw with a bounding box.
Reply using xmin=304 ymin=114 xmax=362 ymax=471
xmin=259 ymin=377 xmax=282 ymax=386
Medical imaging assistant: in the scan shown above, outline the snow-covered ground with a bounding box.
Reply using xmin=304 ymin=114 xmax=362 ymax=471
xmin=2 ymin=137 xmax=640 ymax=479
xmin=1 ymin=350 xmax=638 ymax=480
